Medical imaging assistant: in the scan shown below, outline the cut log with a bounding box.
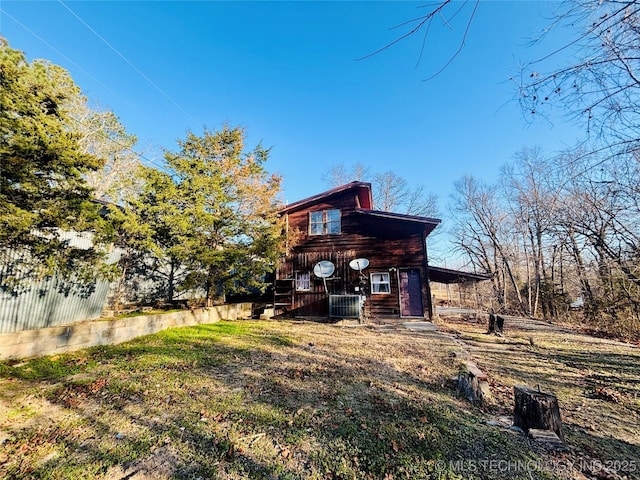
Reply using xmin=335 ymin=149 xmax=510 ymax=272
xmin=513 ymin=385 xmax=564 ymax=442
xmin=457 ymin=362 xmax=492 ymax=404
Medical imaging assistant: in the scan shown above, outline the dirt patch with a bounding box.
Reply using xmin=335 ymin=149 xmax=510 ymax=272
xmin=104 ymin=445 xmax=181 ymax=479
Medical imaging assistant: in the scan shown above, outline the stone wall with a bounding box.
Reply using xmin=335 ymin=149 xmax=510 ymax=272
xmin=0 ymin=303 xmax=252 ymax=360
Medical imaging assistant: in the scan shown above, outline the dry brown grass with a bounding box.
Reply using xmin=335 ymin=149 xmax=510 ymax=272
xmin=437 ymin=313 xmax=640 ymax=479
xmin=0 ymin=317 xmax=638 ymax=479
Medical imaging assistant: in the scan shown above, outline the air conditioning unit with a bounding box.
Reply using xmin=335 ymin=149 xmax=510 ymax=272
xmin=329 ymin=295 xmax=361 ymax=319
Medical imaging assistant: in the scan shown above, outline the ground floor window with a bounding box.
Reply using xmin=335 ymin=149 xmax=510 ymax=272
xmin=371 ymin=272 xmax=391 ymax=294
xmin=295 ymin=271 xmax=311 ymax=291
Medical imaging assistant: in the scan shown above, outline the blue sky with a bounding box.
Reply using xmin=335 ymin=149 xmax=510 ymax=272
xmin=1 ymin=1 xmax=582 ymax=262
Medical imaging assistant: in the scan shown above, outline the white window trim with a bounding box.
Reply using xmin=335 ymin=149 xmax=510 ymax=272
xmin=295 ymin=271 xmax=311 ymax=291
xmin=370 ymin=272 xmax=391 ymax=294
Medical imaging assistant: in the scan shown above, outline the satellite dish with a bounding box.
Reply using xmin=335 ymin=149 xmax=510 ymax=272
xmin=349 ymin=258 xmax=370 ymax=271
xmin=313 ymin=260 xmax=335 ymax=278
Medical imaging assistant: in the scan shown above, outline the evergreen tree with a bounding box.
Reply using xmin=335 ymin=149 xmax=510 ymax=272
xmin=0 ymin=39 xmax=109 ymax=282
xmin=115 ymin=126 xmax=284 ymax=305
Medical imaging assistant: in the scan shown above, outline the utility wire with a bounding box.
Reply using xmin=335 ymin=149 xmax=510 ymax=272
xmin=57 ymin=0 xmax=200 ymax=126
xmin=0 ymin=8 xmax=138 ymax=114
xmin=1 ymin=5 xmax=177 ymax=177
xmin=1 ymin=5 xmax=185 ymax=176
xmin=1 ymin=8 xmax=171 ymax=176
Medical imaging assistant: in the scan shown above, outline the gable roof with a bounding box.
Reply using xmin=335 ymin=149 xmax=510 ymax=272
xmin=280 ymin=181 xmax=442 ymax=236
xmin=279 ymin=181 xmax=373 ymax=214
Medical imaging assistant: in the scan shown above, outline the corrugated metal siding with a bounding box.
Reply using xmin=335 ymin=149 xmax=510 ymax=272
xmin=0 ymin=276 xmax=113 ymax=333
xmin=0 ymin=232 xmax=120 ymax=333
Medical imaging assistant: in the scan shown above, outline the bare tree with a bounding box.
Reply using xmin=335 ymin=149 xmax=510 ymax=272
xmin=64 ymin=97 xmax=141 ymax=202
xmin=366 ymin=1 xmax=640 ymax=162
xmin=501 ymin=147 xmax=564 ymax=319
xmin=554 ymin=151 xmax=640 ymax=324
xmin=324 ymin=164 xmax=440 ymax=218
xmin=450 ymin=175 xmax=526 ymax=314
xmin=520 ymin=0 xmax=640 ymax=158
xmin=323 ymin=162 xmax=370 ymax=187
xmin=451 ymin=145 xmax=640 ymax=334
xmin=373 ymin=171 xmax=410 ymax=212
xmin=405 ymin=183 xmax=440 ymax=218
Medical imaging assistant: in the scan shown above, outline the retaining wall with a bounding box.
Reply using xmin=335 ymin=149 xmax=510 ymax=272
xmin=0 ymin=303 xmax=252 ymax=360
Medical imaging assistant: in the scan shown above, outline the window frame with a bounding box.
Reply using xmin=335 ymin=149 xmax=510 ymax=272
xmin=295 ymin=271 xmax=311 ymax=291
xmin=370 ymin=272 xmax=391 ymax=294
xmin=308 ymin=209 xmax=341 ymax=236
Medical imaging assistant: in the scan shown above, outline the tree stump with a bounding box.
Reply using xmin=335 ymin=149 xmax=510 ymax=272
xmin=487 ymin=313 xmax=504 ymax=335
xmin=457 ymin=362 xmax=492 ymax=404
xmin=513 ymin=385 xmax=564 ymax=442
xmin=487 ymin=313 xmax=496 ymax=333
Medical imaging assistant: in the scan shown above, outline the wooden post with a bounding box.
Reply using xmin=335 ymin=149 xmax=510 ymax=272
xmin=513 ymin=385 xmax=564 ymax=442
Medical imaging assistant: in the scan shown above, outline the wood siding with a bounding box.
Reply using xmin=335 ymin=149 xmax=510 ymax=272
xmin=277 ymin=188 xmax=434 ymax=320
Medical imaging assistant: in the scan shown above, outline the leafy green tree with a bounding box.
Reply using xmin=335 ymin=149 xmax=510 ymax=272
xmin=115 ymin=126 xmax=284 ymax=306
xmin=108 ymin=165 xmax=189 ymax=304
xmin=0 ymin=39 xmax=109 ymax=282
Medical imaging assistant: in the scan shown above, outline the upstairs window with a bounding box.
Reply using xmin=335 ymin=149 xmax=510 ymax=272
xmin=371 ymin=272 xmax=391 ymax=294
xmin=309 ymin=209 xmax=341 ymax=235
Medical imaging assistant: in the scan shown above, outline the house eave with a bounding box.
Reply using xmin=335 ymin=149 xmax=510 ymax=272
xmin=354 ymin=208 xmax=441 ymax=236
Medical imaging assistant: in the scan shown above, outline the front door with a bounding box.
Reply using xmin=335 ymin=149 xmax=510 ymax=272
xmin=399 ymin=269 xmax=424 ymax=317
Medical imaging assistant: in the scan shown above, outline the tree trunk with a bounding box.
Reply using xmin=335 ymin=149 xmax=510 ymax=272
xmin=568 ymin=232 xmax=593 ymax=304
xmin=513 ymin=385 xmax=564 ymax=442
xmin=167 ymin=260 xmax=176 ymax=303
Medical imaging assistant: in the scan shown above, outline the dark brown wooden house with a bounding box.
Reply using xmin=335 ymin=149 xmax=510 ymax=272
xmin=275 ymin=181 xmax=441 ymax=321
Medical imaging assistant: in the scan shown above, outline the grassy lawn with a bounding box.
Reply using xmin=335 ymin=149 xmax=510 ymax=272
xmin=0 ymin=317 xmax=638 ymax=479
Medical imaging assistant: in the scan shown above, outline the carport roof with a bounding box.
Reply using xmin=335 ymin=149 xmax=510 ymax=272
xmin=428 ymin=266 xmax=491 ymax=284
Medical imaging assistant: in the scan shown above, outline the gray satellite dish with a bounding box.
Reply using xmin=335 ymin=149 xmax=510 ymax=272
xmin=349 ymin=258 xmax=370 ymax=271
xmin=314 ymin=260 xmax=335 ymax=294
xmin=313 ymin=260 xmax=335 ymax=278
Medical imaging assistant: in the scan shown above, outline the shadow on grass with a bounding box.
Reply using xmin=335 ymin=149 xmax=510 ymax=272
xmin=1 ymin=321 xmax=565 ymax=479
xmin=445 ymin=319 xmax=640 ymax=480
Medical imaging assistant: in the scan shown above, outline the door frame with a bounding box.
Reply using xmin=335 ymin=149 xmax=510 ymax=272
xmin=398 ymin=268 xmax=424 ymax=318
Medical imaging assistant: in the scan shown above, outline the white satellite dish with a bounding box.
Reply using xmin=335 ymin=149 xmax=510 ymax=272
xmin=349 ymin=258 xmax=370 ymax=271
xmin=313 ymin=260 xmax=335 ymax=278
